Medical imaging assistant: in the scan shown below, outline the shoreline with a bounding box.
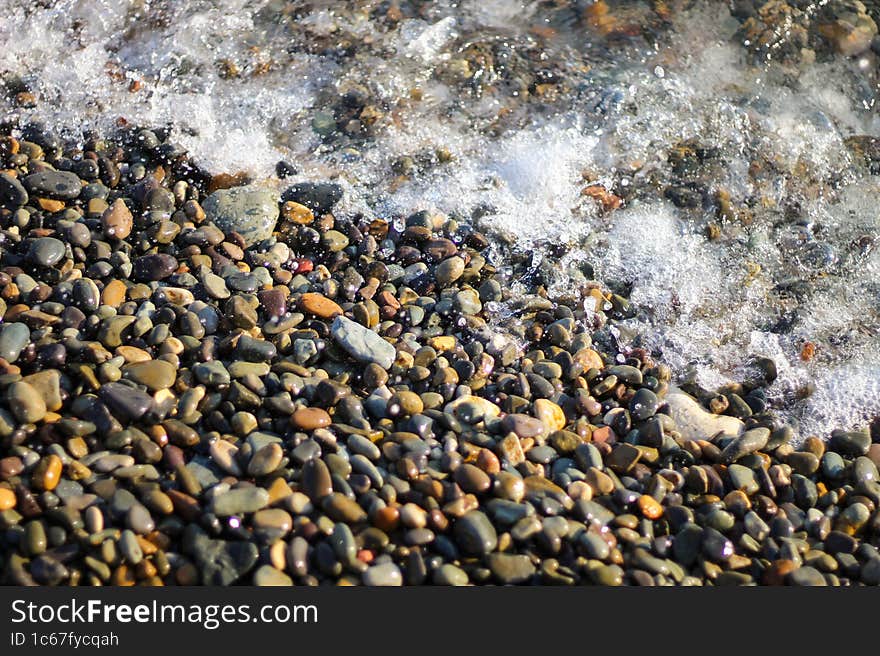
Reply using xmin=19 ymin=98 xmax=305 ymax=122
xmin=1 ymin=123 xmax=879 ymax=586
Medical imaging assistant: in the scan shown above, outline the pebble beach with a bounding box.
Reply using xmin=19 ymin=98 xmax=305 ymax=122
xmin=2 ymin=0 xmax=880 ymax=586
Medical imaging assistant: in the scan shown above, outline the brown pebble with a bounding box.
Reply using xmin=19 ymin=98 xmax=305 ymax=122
xmin=454 ymin=463 xmax=491 ymax=494
xmin=259 ymin=288 xmax=287 ymax=318
xmin=763 ymin=559 xmax=798 ymax=585
xmin=33 ymin=455 xmax=62 ymax=492
xmin=102 ymin=279 xmax=127 ymax=307
xmin=101 ymin=198 xmax=133 ymax=239
xmin=281 ymin=201 xmax=314 ymax=225
xmin=292 ymin=407 xmax=331 ymax=431
xmin=476 ymin=449 xmax=500 ymax=474
xmin=0 ymin=456 xmax=24 ymax=480
xmin=0 ymin=487 xmax=16 ymax=511
xmin=298 ymin=293 xmax=343 ymax=319
xmin=111 ymin=565 xmax=137 ymax=586
xmin=373 ymin=505 xmax=400 ymax=531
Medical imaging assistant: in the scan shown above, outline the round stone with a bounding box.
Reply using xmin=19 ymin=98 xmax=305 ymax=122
xmin=7 ymin=381 xmax=47 ymax=423
xmin=363 ymin=562 xmax=403 ymax=586
xmin=253 ymin=565 xmax=293 ymax=586
xmin=435 ymin=256 xmax=465 ymax=285
xmin=454 ymin=464 xmax=491 ymax=495
xmin=0 ymin=323 xmax=30 ymax=362
xmin=253 ymin=509 xmax=293 ymax=536
xmin=210 ymin=440 xmax=242 ymax=476
xmin=29 ymin=237 xmax=66 ymax=267
xmin=248 ymin=443 xmax=284 ymax=477
xmin=487 ymin=553 xmax=536 ymax=584
xmin=101 ymin=198 xmax=133 ymax=239
xmin=32 ymin=455 xmax=62 ymax=492
xmin=298 ymin=292 xmax=343 ymax=318
xmin=127 ymin=504 xmax=155 ymax=534
xmin=292 ymin=407 xmax=332 ymax=431
xmin=629 ymin=388 xmax=659 ymax=421
xmin=0 ymin=488 xmax=16 ymax=511
xmin=433 ymin=564 xmax=469 ymax=586
xmin=454 ymin=510 xmax=498 ymax=555
xmin=122 ymin=360 xmax=177 ymax=390
xmin=132 ymin=254 xmax=178 ymax=281
xmin=331 ymin=315 xmax=396 ymax=370
xmin=534 ymin=399 xmax=566 ymax=431
xmin=212 ymin=487 xmax=270 ymax=516
xmin=23 ymin=170 xmax=81 ymax=200
xmin=202 ymin=186 xmax=279 ymax=247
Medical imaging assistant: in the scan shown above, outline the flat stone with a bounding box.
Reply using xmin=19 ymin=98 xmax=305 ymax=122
xmin=132 ymin=253 xmax=178 ymax=281
xmin=212 ymin=487 xmax=270 ymax=516
xmin=363 ymin=562 xmax=403 ymax=586
xmin=101 ymin=198 xmax=133 ymax=239
xmin=202 ymin=272 xmax=231 ymax=299
xmin=454 ymin=510 xmax=497 ymax=555
xmin=22 ymin=370 xmax=62 ymax=411
xmin=444 ymin=395 xmax=501 ymax=423
xmin=7 ymin=381 xmax=47 ymax=423
xmin=331 ymin=315 xmax=396 ymax=369
xmin=299 ymin=292 xmax=343 ymax=319
xmin=99 ymin=382 xmax=154 ymax=422
xmin=487 ymin=553 xmax=536 ymax=584
xmin=23 ymin=170 xmax=81 ymax=200
xmin=321 ymin=493 xmax=367 ymax=523
xmin=0 ymin=322 xmax=30 ymax=362
xmin=606 ymin=443 xmax=641 ymax=474
xmin=203 ymin=186 xmax=279 ymax=246
xmin=788 ymin=566 xmax=827 ymax=586
xmin=193 ymin=361 xmax=231 ymax=386
xmin=186 ymin=527 xmax=259 ymax=586
xmin=665 ymin=387 xmax=745 ymax=441
xmin=123 ymin=360 xmax=177 ymax=390
xmin=0 ymin=172 xmax=28 ymax=206
xmin=248 ymin=443 xmax=283 ymax=477
xmin=29 ymin=237 xmax=66 ymax=267
xmin=720 ymin=428 xmax=770 ymax=464
xmin=97 ymin=315 xmax=136 ymax=348
xmin=433 ymin=563 xmax=469 ymax=586
xmin=831 ymin=430 xmax=871 ymax=457
xmin=281 ymin=182 xmax=343 ymax=214
xmin=253 ymin=565 xmax=293 ymax=586
xmin=292 ymin=407 xmax=331 ymax=430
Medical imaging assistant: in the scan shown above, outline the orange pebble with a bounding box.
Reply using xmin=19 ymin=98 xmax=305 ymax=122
xmin=34 ymin=455 xmax=62 ymax=492
xmin=373 ymin=505 xmax=400 ymax=532
xmin=111 ymin=565 xmax=137 ymax=586
xmin=637 ymin=494 xmax=664 ymax=520
xmin=0 ymin=487 xmax=16 ymax=511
